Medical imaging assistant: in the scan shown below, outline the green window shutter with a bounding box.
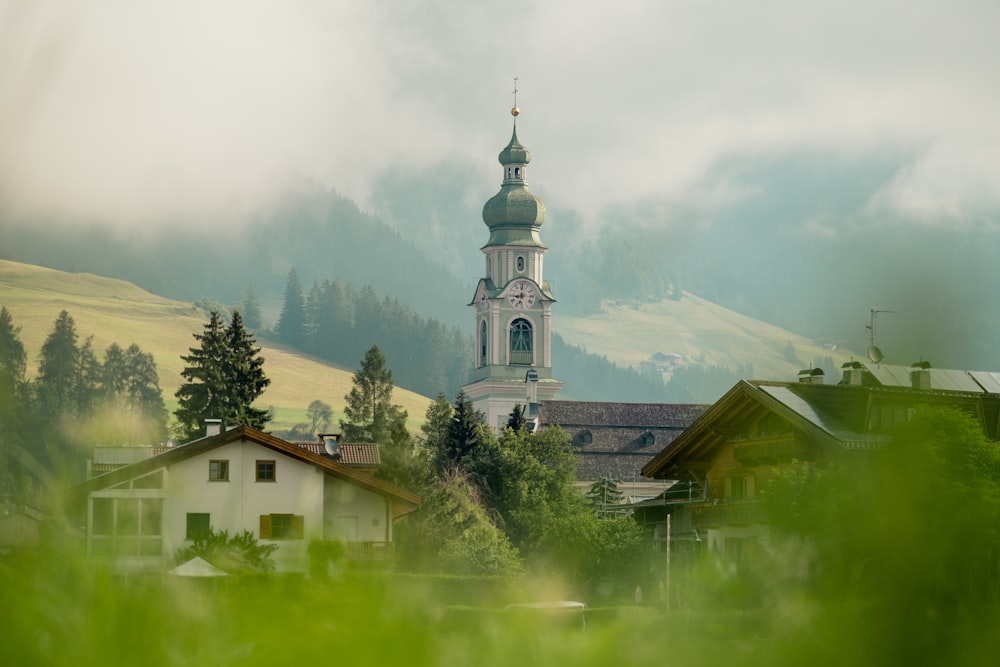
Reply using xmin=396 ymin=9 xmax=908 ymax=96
xmin=292 ymin=515 xmax=304 ymax=539
xmin=260 ymin=514 xmax=272 ymax=539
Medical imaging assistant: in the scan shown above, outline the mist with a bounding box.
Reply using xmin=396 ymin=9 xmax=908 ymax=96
xmin=2 ymin=0 xmax=999 ymax=234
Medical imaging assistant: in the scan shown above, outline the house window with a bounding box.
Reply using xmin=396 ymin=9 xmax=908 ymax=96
xmin=728 ymin=475 xmax=755 ymax=500
xmin=509 ymin=318 xmax=533 ymax=365
xmin=260 ymin=514 xmax=304 ymax=540
xmin=90 ymin=496 xmax=163 ymax=557
xmin=186 ymin=513 xmax=210 ymax=540
xmin=209 ymin=460 xmax=229 ymax=481
xmin=256 ymin=460 xmax=276 ymax=482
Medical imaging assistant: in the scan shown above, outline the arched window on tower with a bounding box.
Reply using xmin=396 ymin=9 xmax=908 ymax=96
xmin=480 ymin=320 xmax=488 ymax=367
xmin=509 ymin=318 xmax=533 ymax=365
xmin=514 ymin=167 xmax=521 ymax=178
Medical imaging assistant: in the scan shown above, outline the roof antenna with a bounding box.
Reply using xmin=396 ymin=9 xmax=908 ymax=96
xmin=866 ymin=306 xmax=893 ymax=363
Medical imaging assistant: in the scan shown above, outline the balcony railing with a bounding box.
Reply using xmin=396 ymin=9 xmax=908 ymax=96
xmin=509 ymin=350 xmax=533 ymax=365
xmin=345 ymin=541 xmax=394 ymax=561
xmin=691 ymin=500 xmax=766 ymax=529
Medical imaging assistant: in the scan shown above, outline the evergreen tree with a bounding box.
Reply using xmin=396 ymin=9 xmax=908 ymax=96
xmin=444 ymin=390 xmax=483 ymax=467
xmin=340 ymin=344 xmax=415 ymax=488
xmin=0 ymin=307 xmax=26 ymax=380
xmin=122 ymin=343 xmax=168 ymax=436
xmin=276 ymin=268 xmax=306 ymax=348
xmin=506 ymin=403 xmax=527 ymax=432
xmin=36 ymin=310 xmax=80 ymax=414
xmin=73 ymin=336 xmax=101 ymax=414
xmin=421 ymin=392 xmax=453 ymax=474
xmin=0 ymin=308 xmax=28 ymax=500
xmin=175 ymin=311 xmax=270 ymax=441
xmin=586 ymin=475 xmax=624 ymax=513
xmin=222 ymin=311 xmax=271 ymax=430
xmin=235 ymin=284 xmax=264 ymax=332
xmin=340 ymin=344 xmax=396 ymax=442
xmin=100 ymin=342 xmax=128 ymax=402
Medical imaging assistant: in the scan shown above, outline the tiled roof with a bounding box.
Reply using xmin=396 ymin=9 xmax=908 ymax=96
xmin=291 ymin=442 xmax=381 ymax=466
xmin=73 ymin=426 xmax=419 ymax=517
xmin=538 ymin=400 xmax=709 ymax=482
xmin=540 ymin=400 xmax=709 ymax=428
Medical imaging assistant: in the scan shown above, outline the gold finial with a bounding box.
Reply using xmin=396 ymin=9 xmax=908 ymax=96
xmin=511 ymin=77 xmax=520 ymax=117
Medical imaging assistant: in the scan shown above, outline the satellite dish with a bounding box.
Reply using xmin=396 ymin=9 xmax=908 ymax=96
xmin=867 ymin=345 xmax=884 ymax=363
xmin=323 ymin=436 xmax=340 ymax=458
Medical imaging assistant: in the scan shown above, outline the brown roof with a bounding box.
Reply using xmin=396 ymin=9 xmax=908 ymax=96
xmin=73 ymin=426 xmax=419 ymax=518
xmin=538 ymin=400 xmax=709 ymax=482
xmin=291 ymin=442 xmax=381 ymax=466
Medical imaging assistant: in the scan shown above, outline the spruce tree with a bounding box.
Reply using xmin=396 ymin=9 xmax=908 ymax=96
xmin=506 ymin=404 xmax=527 ymax=432
xmin=235 ymin=285 xmax=264 ymax=332
xmin=0 ymin=307 xmax=26 ymax=380
xmin=223 ymin=311 xmax=271 ymax=430
xmin=341 ymin=344 xmax=396 ymax=442
xmin=175 ymin=311 xmax=270 ymax=441
xmin=36 ymin=310 xmax=80 ymax=414
xmin=276 ymin=268 xmax=306 ymax=348
xmin=340 ymin=344 xmax=415 ymax=487
xmin=445 ymin=390 xmax=483 ymax=466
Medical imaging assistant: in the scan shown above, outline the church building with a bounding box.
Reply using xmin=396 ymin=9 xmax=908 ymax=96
xmin=462 ymin=102 xmax=563 ymax=429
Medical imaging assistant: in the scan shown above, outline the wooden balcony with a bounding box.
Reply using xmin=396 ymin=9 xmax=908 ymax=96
xmin=691 ymin=500 xmax=766 ymax=529
xmin=732 ymin=438 xmax=805 ymax=465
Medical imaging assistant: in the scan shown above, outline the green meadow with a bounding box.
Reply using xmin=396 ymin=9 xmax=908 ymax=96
xmin=0 ymin=259 xmax=432 ymax=434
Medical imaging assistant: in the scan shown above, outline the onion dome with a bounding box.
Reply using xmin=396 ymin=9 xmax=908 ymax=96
xmin=482 ymin=123 xmax=547 ymax=248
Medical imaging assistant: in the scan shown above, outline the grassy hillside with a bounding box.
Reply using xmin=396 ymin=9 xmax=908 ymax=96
xmin=557 ymin=292 xmax=856 ymax=383
xmin=0 ymin=260 xmax=432 ymax=434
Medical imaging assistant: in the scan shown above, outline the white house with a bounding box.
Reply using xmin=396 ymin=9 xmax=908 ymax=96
xmin=72 ymin=426 xmax=420 ymax=574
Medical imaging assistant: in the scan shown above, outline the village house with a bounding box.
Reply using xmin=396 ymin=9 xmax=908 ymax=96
xmin=72 ymin=424 xmax=419 ymax=574
xmin=638 ymin=362 xmax=1000 ymax=564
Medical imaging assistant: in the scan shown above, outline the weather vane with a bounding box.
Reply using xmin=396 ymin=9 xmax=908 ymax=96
xmin=511 ymin=77 xmax=520 ymax=117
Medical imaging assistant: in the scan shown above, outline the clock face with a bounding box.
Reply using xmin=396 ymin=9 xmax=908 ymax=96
xmin=507 ymin=281 xmax=536 ymax=309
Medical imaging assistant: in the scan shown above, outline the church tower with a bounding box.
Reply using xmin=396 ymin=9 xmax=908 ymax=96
xmin=463 ymin=96 xmax=562 ymax=430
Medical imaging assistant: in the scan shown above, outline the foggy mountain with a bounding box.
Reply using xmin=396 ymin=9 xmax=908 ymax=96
xmin=4 ymin=145 xmax=1000 ymax=385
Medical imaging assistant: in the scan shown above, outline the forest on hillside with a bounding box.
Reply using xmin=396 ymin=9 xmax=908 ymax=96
xmin=5 ymin=152 xmax=1000 ymax=392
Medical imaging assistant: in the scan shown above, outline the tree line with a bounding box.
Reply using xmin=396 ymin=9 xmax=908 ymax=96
xmin=271 ymin=269 xmax=471 ymax=399
xmin=0 ymin=307 xmax=167 ymax=502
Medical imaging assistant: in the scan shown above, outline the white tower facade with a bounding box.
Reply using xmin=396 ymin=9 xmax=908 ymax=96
xmin=463 ymin=108 xmax=562 ymax=430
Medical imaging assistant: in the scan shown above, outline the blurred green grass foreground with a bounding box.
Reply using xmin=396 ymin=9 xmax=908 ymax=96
xmin=7 ymin=407 xmax=1000 ymax=665
xmin=4 ymin=546 xmax=1000 ymax=666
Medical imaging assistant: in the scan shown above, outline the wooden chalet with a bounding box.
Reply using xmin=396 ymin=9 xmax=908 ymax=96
xmin=638 ymin=362 xmax=1000 ymax=564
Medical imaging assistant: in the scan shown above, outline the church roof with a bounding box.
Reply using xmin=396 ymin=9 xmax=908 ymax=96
xmin=498 ymin=125 xmax=531 ymax=165
xmin=482 ymin=123 xmax=547 ymax=247
xmin=539 ymin=400 xmax=709 ymax=482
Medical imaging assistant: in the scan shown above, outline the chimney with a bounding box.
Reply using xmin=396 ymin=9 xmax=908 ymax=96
xmin=841 ymin=362 xmax=865 ymax=386
xmin=910 ymin=361 xmax=932 ymax=390
xmin=798 ymin=368 xmax=825 ymax=384
xmin=205 ymin=419 xmax=223 ymax=437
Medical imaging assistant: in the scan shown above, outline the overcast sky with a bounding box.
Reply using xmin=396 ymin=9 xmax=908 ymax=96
xmin=2 ymin=0 xmax=998 ymax=231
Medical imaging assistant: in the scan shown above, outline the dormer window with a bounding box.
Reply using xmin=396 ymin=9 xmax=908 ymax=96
xmin=641 ymin=432 xmax=655 ymax=446
xmin=580 ymin=430 xmax=593 ymax=445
